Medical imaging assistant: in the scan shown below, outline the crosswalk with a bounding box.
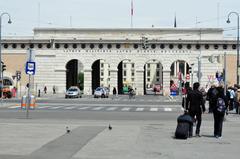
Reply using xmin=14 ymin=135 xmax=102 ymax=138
xmin=5 ymin=104 xmax=183 ymax=112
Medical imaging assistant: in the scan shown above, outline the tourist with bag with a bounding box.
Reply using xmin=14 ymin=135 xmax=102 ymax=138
xmin=213 ymin=85 xmax=228 ymax=139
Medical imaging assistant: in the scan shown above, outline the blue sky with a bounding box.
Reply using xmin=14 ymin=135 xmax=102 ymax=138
xmin=0 ymin=0 xmax=240 ymax=37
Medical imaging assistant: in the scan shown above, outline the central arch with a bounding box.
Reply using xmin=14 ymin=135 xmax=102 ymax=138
xmin=91 ymin=59 xmax=110 ymax=93
xmin=66 ymin=59 xmax=84 ymax=90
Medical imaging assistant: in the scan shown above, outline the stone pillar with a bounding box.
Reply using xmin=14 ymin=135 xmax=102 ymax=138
xmin=83 ymin=69 xmax=92 ymax=95
xmin=163 ymin=70 xmax=171 ymax=96
xmin=135 ymin=69 xmax=144 ymax=95
xmin=109 ymin=69 xmax=118 ymax=95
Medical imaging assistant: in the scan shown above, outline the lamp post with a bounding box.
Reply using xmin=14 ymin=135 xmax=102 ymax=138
xmin=0 ymin=12 xmax=12 ymax=99
xmin=227 ymin=11 xmax=239 ymax=85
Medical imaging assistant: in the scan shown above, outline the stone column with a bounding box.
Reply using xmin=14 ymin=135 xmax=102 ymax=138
xmin=83 ymin=69 xmax=92 ymax=95
xmin=162 ymin=70 xmax=171 ymax=96
xmin=135 ymin=69 xmax=144 ymax=95
xmin=109 ymin=69 xmax=118 ymax=95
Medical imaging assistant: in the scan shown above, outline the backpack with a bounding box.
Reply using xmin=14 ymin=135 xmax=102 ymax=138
xmin=216 ymin=98 xmax=226 ymax=114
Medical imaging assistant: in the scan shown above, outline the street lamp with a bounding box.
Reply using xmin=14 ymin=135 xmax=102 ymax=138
xmin=226 ymin=11 xmax=239 ymax=85
xmin=0 ymin=12 xmax=12 ymax=98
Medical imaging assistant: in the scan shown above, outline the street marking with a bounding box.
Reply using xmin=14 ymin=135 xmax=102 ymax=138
xmin=106 ymin=107 xmax=117 ymax=111
xmin=121 ymin=107 xmax=131 ymax=111
xmin=8 ymin=106 xmax=21 ymax=109
xmin=78 ymin=107 xmax=90 ymax=110
xmin=92 ymin=107 xmax=104 ymax=110
xmin=63 ymin=106 xmax=76 ymax=110
xmin=49 ymin=106 xmax=63 ymax=109
xmin=164 ymin=108 xmax=172 ymax=111
xmin=37 ymin=106 xmax=50 ymax=109
xmin=150 ymin=108 xmax=158 ymax=111
xmin=136 ymin=108 xmax=144 ymax=111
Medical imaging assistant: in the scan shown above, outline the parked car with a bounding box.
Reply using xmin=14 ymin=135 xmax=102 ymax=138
xmin=94 ymin=87 xmax=109 ymax=98
xmin=65 ymin=86 xmax=82 ymax=98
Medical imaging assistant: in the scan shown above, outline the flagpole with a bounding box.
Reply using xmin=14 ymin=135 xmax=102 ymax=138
xmin=131 ymin=0 xmax=133 ymax=28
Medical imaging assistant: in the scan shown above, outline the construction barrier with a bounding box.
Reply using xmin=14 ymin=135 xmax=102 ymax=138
xmin=21 ymin=95 xmax=36 ymax=109
xmin=21 ymin=95 xmax=27 ymax=109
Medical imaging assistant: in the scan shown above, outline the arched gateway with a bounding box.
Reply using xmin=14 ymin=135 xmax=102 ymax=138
xmin=1 ymin=28 xmax=237 ymax=95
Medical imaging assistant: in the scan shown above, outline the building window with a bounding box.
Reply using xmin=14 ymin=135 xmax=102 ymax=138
xmin=81 ymin=44 xmax=86 ymax=49
xmin=147 ymin=64 xmax=150 ymax=68
xmin=108 ymin=71 xmax=110 ymax=76
xmin=12 ymin=43 xmax=17 ymax=49
xmin=157 ymin=64 xmax=160 ymax=68
xmin=131 ymin=71 xmax=135 ymax=76
xmin=101 ymin=63 xmax=104 ymax=68
xmin=196 ymin=44 xmax=201 ymax=50
xmin=132 ymin=63 xmax=134 ymax=68
xmin=38 ymin=44 xmax=42 ymax=48
xmin=147 ymin=78 xmax=150 ymax=82
xmin=123 ymin=78 xmax=126 ymax=82
xmin=73 ymin=44 xmax=77 ymax=49
xmin=205 ymin=44 xmax=209 ymax=49
xmin=147 ymin=71 xmax=150 ymax=77
xmin=187 ymin=44 xmax=191 ymax=49
xmin=101 ymin=78 xmax=104 ymax=81
xmin=123 ymin=64 xmax=126 ymax=68
xmin=98 ymin=44 xmax=103 ymax=49
xmin=178 ymin=44 xmax=182 ymax=49
xmin=55 ymin=43 xmax=60 ymax=49
xmin=116 ymin=44 xmax=121 ymax=49
xmin=47 ymin=43 xmax=51 ymax=48
xmin=156 ymin=71 xmax=160 ymax=76
xmin=90 ymin=44 xmax=94 ymax=49
xmin=123 ymin=70 xmax=127 ymax=76
xmin=160 ymin=44 xmax=165 ymax=49
xmin=133 ymin=44 xmax=138 ymax=49
xmin=101 ymin=71 xmax=104 ymax=76
xmin=151 ymin=44 xmax=156 ymax=49
xmin=21 ymin=44 xmax=25 ymax=49
xmin=232 ymin=44 xmax=236 ymax=50
xmin=132 ymin=78 xmax=135 ymax=82
xmin=214 ymin=44 xmax=219 ymax=49
xmin=30 ymin=43 xmax=34 ymax=48
xmin=223 ymin=44 xmax=228 ymax=50
xmin=169 ymin=44 xmax=174 ymax=49
xmin=3 ymin=44 xmax=8 ymax=49
xmin=107 ymin=44 xmax=112 ymax=49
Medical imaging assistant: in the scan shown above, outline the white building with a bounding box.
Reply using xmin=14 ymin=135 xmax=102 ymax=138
xmin=1 ymin=28 xmax=238 ymax=95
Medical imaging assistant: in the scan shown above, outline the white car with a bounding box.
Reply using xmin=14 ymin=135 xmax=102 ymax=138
xmin=65 ymin=86 xmax=82 ymax=98
xmin=94 ymin=87 xmax=109 ymax=98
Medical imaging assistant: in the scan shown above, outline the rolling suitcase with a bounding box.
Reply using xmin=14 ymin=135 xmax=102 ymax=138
xmin=175 ymin=113 xmax=193 ymax=139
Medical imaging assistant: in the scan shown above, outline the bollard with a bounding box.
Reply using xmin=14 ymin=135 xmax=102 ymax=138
xmin=21 ymin=95 xmax=27 ymax=109
xmin=30 ymin=95 xmax=36 ymax=109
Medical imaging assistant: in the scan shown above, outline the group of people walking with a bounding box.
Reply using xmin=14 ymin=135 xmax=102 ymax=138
xmin=183 ymin=82 xmax=234 ymax=139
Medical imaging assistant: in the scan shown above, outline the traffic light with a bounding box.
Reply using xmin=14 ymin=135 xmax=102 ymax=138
xmin=1 ymin=61 xmax=6 ymax=72
xmin=188 ymin=67 xmax=192 ymax=73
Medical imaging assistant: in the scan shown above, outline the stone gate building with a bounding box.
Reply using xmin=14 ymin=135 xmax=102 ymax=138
xmin=1 ymin=28 xmax=237 ymax=95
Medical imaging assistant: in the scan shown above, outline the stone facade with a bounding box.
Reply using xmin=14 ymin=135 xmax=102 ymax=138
xmin=1 ymin=28 xmax=238 ymax=95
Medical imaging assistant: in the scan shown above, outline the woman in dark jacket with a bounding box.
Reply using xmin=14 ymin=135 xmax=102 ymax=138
xmin=213 ymin=86 xmax=228 ymax=138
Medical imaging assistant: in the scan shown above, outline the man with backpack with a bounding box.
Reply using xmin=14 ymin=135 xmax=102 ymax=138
xmin=212 ymin=85 xmax=228 ymax=138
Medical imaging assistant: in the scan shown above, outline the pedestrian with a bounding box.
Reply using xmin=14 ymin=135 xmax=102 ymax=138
xmin=38 ymin=89 xmax=41 ymax=97
xmin=112 ymin=87 xmax=117 ymax=99
xmin=207 ymin=84 xmax=217 ymax=113
xmin=212 ymin=85 xmax=228 ymax=138
xmin=186 ymin=82 xmax=206 ymax=137
xmin=227 ymin=87 xmax=235 ymax=111
xmin=44 ymin=86 xmax=47 ymax=94
xmin=53 ymin=85 xmax=56 ymax=94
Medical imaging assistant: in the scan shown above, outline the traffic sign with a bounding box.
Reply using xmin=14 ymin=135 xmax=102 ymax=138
xmin=25 ymin=62 xmax=36 ymax=75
